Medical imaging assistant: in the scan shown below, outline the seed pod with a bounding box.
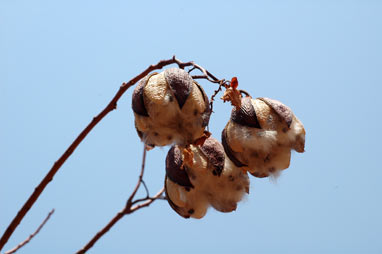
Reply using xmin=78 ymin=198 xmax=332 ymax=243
xmin=132 ymin=68 xmax=211 ymax=147
xmin=165 ymin=136 xmax=249 ymax=219
xmin=222 ymin=96 xmax=305 ymax=178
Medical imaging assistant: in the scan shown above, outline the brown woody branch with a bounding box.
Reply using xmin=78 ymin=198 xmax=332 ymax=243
xmin=210 ymin=81 xmax=229 ymax=113
xmin=76 ymin=146 xmax=164 ymax=254
xmin=76 ymin=188 xmax=164 ymax=254
xmin=0 ymin=56 xmax=227 ymax=252
xmin=4 ymin=209 xmax=55 ymax=254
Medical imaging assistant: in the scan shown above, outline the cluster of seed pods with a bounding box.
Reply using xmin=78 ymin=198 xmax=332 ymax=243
xmin=132 ymin=68 xmax=305 ymax=219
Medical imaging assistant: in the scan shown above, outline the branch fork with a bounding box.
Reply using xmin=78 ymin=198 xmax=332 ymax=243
xmin=0 ymin=56 xmax=230 ymax=253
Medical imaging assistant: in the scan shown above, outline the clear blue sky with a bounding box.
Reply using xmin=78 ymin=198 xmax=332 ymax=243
xmin=1 ymin=1 xmax=381 ymax=253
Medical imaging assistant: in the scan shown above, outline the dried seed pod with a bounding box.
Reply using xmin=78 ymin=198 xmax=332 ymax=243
xmin=222 ymin=96 xmax=305 ymax=178
xmin=132 ymin=68 xmax=211 ymax=147
xmin=165 ymin=136 xmax=249 ymax=219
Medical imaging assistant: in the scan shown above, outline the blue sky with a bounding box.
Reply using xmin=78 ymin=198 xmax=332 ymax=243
xmin=1 ymin=1 xmax=381 ymax=253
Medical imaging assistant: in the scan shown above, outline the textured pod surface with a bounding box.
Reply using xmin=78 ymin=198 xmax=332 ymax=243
xmin=164 ymin=68 xmax=193 ymax=109
xmin=132 ymin=73 xmax=157 ymax=116
xmin=231 ymin=96 xmax=260 ymax=128
xmin=223 ymin=97 xmax=306 ymax=178
xmin=259 ymin=97 xmax=293 ymax=128
xmin=165 ymin=136 xmax=249 ymax=218
xmin=165 ymin=146 xmax=193 ymax=188
xmin=132 ymin=68 xmax=211 ymax=147
xmin=199 ymin=136 xmax=225 ymax=176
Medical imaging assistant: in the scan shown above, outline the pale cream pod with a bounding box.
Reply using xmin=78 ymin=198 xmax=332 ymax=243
xmin=222 ymin=96 xmax=305 ymax=178
xmin=165 ymin=136 xmax=249 ymax=219
xmin=132 ymin=68 xmax=211 ymax=147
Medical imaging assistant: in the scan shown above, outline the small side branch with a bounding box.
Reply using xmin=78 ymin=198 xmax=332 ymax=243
xmin=126 ymin=145 xmax=147 ymax=206
xmin=4 ymin=209 xmax=55 ymax=254
xmin=76 ymin=145 xmax=164 ymax=254
xmin=76 ymin=189 xmax=164 ymax=254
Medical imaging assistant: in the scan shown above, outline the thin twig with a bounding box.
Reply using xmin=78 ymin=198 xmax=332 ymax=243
xmin=140 ymin=180 xmax=150 ymax=198
xmin=209 ymin=80 xmax=230 ymax=112
xmin=4 ymin=209 xmax=55 ymax=254
xmin=0 ymin=56 xmax=227 ymax=251
xmin=187 ymin=66 xmax=197 ymax=73
xmin=76 ymin=188 xmax=164 ymax=254
xmin=126 ymin=145 xmax=147 ymax=206
xmin=76 ymin=144 xmax=164 ymax=254
xmin=128 ymin=189 xmax=164 ymax=213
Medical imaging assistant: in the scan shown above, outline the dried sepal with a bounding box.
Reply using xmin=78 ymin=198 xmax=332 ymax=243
xmin=182 ymin=146 xmax=194 ymax=168
xmin=230 ymin=77 xmax=239 ymax=89
xmin=193 ymin=131 xmax=211 ymax=147
xmin=221 ymin=77 xmax=242 ymax=108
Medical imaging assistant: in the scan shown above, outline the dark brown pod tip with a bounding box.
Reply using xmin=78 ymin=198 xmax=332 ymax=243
xmin=259 ymin=97 xmax=293 ymax=128
xmin=199 ymin=137 xmax=225 ymax=176
xmin=164 ymin=177 xmax=190 ymax=219
xmin=221 ymin=127 xmax=247 ymax=168
xmin=132 ymin=75 xmax=152 ymax=116
xmin=166 ymin=146 xmax=194 ymax=188
xmin=194 ymin=81 xmax=212 ymax=127
xmin=164 ymin=68 xmax=193 ymax=109
xmin=231 ymin=97 xmax=261 ymax=128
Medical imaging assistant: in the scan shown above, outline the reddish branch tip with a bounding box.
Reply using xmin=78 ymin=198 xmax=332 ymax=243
xmin=231 ymin=77 xmax=238 ymax=89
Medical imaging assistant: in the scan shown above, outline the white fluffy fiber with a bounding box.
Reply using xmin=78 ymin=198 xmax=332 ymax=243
xmin=166 ymin=177 xmax=209 ymax=219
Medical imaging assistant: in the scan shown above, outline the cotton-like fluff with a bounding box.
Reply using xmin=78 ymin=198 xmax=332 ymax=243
xmin=165 ymin=136 xmax=249 ymax=219
xmin=132 ymin=68 xmax=211 ymax=147
xmin=222 ymin=96 xmax=305 ymax=178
